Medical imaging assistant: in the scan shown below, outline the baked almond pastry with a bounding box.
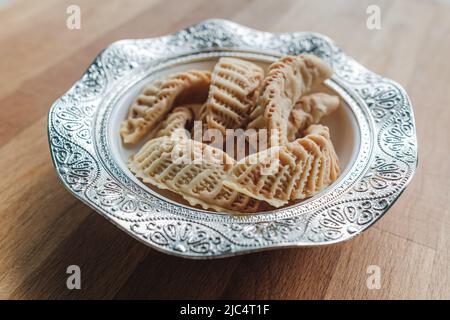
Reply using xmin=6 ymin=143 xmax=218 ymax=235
xmin=154 ymin=106 xmax=193 ymax=138
xmin=128 ymin=136 xmax=260 ymax=214
xmin=247 ymin=54 xmax=333 ymax=146
xmin=201 ymin=57 xmax=264 ymax=133
xmin=123 ymin=57 xmax=341 ymax=215
xmin=120 ymin=70 xmax=211 ymax=144
xmin=287 ymin=93 xmax=340 ymax=141
xmin=223 ymin=124 xmax=340 ymax=207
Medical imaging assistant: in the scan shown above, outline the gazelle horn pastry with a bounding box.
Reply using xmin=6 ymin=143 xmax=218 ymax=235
xmin=223 ymin=124 xmax=340 ymax=207
xmin=129 ymin=136 xmax=260 ymax=214
xmin=120 ymin=70 xmax=211 ymax=144
xmin=201 ymin=57 xmax=264 ymax=133
xmin=247 ymin=54 xmax=333 ymax=146
xmin=287 ymin=93 xmax=340 ymax=141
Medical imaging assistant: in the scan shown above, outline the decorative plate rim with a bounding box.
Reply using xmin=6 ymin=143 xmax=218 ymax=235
xmin=47 ymin=19 xmax=418 ymax=259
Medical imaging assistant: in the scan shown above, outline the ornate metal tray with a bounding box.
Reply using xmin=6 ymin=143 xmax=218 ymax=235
xmin=48 ymin=19 xmax=417 ymax=258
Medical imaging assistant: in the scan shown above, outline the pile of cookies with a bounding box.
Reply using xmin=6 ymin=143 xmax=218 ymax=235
xmin=120 ymin=54 xmax=341 ymax=214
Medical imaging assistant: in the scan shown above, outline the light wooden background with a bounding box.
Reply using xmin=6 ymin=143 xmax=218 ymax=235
xmin=0 ymin=0 xmax=448 ymax=300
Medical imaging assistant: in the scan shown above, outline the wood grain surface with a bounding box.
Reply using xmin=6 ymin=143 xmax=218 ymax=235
xmin=0 ymin=0 xmax=449 ymax=300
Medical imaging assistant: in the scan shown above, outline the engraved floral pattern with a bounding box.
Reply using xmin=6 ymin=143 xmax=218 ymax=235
xmin=353 ymin=156 xmax=403 ymax=192
xmin=101 ymin=42 xmax=154 ymax=81
xmin=54 ymin=102 xmax=95 ymax=141
xmin=50 ymin=135 xmax=97 ymax=192
xmin=71 ymin=58 xmax=107 ymax=100
xmin=93 ymin=180 xmax=154 ymax=217
xmin=130 ymin=220 xmax=232 ymax=255
xmin=308 ymin=199 xmax=389 ymax=242
xmin=356 ymin=83 xmax=403 ymax=119
xmin=381 ymin=109 xmax=416 ymax=163
xmin=227 ymin=215 xmax=308 ymax=244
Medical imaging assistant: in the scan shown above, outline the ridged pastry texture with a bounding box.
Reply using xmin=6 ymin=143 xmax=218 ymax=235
xmin=128 ymin=136 xmax=260 ymax=214
xmin=201 ymin=57 xmax=264 ymax=133
xmin=247 ymin=54 xmax=333 ymax=146
xmin=120 ymin=70 xmax=211 ymax=144
xmin=122 ymin=57 xmax=342 ymax=214
xmin=154 ymin=106 xmax=193 ymax=138
xmin=287 ymin=93 xmax=340 ymax=141
xmin=223 ymin=124 xmax=340 ymax=207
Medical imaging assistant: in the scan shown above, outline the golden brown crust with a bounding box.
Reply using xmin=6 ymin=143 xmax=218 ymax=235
xmin=287 ymin=93 xmax=340 ymax=141
xmin=123 ymin=57 xmax=341 ymax=215
xmin=201 ymin=58 xmax=264 ymax=133
xmin=154 ymin=106 xmax=193 ymax=138
xmin=120 ymin=70 xmax=211 ymax=144
xmin=247 ymin=54 xmax=333 ymax=146
xmin=128 ymin=136 xmax=260 ymax=214
xmin=223 ymin=124 xmax=340 ymax=207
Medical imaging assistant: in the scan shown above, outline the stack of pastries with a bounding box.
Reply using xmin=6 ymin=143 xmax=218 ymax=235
xmin=120 ymin=54 xmax=341 ymax=215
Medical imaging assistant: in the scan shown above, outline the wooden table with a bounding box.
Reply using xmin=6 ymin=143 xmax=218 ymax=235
xmin=0 ymin=0 xmax=449 ymax=300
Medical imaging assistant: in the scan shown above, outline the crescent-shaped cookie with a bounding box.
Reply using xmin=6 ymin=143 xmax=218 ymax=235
xmin=247 ymin=54 xmax=333 ymax=146
xmin=287 ymin=93 xmax=340 ymax=141
xmin=201 ymin=57 xmax=264 ymax=133
xmin=223 ymin=124 xmax=340 ymax=207
xmin=154 ymin=106 xmax=193 ymax=138
xmin=120 ymin=70 xmax=211 ymax=144
xmin=128 ymin=136 xmax=260 ymax=214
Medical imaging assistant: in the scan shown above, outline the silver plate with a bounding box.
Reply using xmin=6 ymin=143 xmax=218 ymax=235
xmin=48 ymin=19 xmax=418 ymax=258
